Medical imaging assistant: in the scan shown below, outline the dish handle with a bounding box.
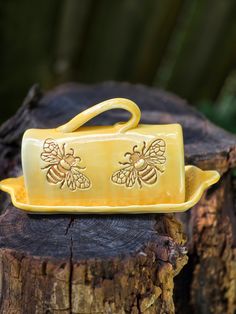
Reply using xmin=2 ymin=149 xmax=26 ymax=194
xmin=56 ymin=98 xmax=141 ymax=133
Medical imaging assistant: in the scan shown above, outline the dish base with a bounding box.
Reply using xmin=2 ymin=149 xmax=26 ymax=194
xmin=0 ymin=166 xmax=220 ymax=214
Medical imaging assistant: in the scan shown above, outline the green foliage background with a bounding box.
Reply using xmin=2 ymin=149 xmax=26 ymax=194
xmin=0 ymin=0 xmax=236 ymax=133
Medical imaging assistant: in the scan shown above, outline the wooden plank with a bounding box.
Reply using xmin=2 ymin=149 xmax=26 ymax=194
xmin=154 ymin=0 xmax=197 ymax=88
xmin=156 ymin=0 xmax=236 ymax=102
xmin=198 ymin=69 xmax=236 ymax=134
xmin=55 ymin=0 xmax=93 ymax=81
xmin=77 ymin=0 xmax=147 ymax=82
xmin=124 ymin=0 xmax=184 ymax=84
xmin=78 ymin=0 xmax=182 ymax=83
xmin=199 ymin=14 xmax=236 ymax=100
xmin=0 ymin=0 xmax=62 ymax=123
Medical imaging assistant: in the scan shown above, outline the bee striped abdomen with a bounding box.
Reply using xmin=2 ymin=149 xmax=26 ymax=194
xmin=138 ymin=164 xmax=157 ymax=184
xmin=47 ymin=165 xmax=65 ymax=184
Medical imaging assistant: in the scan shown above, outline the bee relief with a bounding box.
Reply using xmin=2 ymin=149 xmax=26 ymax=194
xmin=40 ymin=138 xmax=91 ymax=190
xmin=111 ymin=139 xmax=166 ymax=188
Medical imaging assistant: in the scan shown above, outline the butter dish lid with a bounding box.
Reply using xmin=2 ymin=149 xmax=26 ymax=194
xmin=0 ymin=98 xmax=220 ymax=213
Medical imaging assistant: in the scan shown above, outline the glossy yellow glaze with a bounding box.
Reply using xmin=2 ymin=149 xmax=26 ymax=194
xmin=21 ymin=98 xmax=185 ymax=206
xmin=0 ymin=166 xmax=220 ymax=213
xmin=0 ymin=98 xmax=220 ymax=213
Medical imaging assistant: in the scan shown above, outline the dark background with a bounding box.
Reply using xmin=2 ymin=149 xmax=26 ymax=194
xmin=0 ymin=0 xmax=236 ymax=132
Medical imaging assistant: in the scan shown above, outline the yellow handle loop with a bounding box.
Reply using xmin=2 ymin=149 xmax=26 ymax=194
xmin=56 ymin=98 xmax=141 ymax=133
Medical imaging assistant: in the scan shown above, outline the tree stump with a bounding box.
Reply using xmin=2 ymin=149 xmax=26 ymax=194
xmin=0 ymin=82 xmax=235 ymax=314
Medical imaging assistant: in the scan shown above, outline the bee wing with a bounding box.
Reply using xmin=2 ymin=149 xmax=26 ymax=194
xmin=41 ymin=152 xmax=62 ymax=163
xmin=66 ymin=168 xmax=91 ymax=190
xmin=41 ymin=139 xmax=62 ymax=163
xmin=144 ymin=139 xmax=166 ymax=164
xmin=112 ymin=165 xmax=137 ymax=188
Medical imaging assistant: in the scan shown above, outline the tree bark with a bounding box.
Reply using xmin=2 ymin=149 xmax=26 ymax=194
xmin=0 ymin=82 xmax=235 ymax=313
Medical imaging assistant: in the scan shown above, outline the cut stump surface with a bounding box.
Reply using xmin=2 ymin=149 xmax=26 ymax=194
xmin=0 ymin=82 xmax=235 ymax=314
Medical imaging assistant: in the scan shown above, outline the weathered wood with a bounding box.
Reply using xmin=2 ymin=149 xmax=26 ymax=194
xmin=174 ymin=172 xmax=236 ymax=314
xmin=0 ymin=206 xmax=187 ymax=313
xmin=0 ymin=83 xmax=190 ymax=313
xmin=0 ymin=82 xmax=235 ymax=313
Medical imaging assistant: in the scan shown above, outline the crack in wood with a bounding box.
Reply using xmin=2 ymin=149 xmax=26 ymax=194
xmin=69 ymin=235 xmax=74 ymax=314
xmin=0 ymin=82 xmax=235 ymax=313
xmin=65 ymin=217 xmax=75 ymax=235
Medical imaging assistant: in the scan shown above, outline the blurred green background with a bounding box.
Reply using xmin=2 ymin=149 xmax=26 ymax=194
xmin=0 ymin=0 xmax=236 ymax=133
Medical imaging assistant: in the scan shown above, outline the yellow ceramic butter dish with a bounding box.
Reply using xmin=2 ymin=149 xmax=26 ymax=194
xmin=0 ymin=98 xmax=220 ymax=214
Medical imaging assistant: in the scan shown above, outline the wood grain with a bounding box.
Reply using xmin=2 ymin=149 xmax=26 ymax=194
xmin=0 ymin=82 xmax=235 ymax=313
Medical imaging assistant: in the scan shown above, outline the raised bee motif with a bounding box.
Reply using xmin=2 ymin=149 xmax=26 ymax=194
xmin=40 ymin=138 xmax=91 ymax=190
xmin=111 ymin=139 xmax=166 ymax=188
